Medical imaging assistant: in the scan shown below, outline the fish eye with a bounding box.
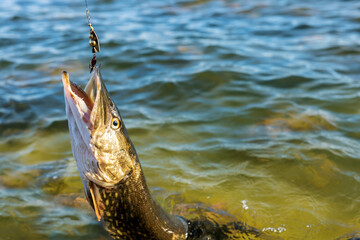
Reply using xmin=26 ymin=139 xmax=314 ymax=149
xmin=111 ymin=117 xmax=121 ymax=130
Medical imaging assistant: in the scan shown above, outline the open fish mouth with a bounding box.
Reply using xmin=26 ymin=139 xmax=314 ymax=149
xmin=61 ymin=67 xmax=122 ymax=188
xmin=62 ymin=68 xmax=100 ymax=131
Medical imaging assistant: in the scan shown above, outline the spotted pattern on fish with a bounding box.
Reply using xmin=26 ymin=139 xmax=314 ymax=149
xmin=92 ymin=170 xmax=187 ymax=240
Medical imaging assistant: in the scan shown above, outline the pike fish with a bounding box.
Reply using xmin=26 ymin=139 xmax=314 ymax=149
xmin=61 ymin=67 xmax=274 ymax=240
xmin=62 ymin=67 xmax=187 ymax=240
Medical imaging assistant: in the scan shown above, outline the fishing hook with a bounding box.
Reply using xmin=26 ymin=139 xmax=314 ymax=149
xmin=85 ymin=0 xmax=100 ymax=72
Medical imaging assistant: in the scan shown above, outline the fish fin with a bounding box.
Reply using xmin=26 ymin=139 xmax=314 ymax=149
xmin=88 ymin=181 xmax=104 ymax=221
xmin=84 ymin=186 xmax=94 ymax=210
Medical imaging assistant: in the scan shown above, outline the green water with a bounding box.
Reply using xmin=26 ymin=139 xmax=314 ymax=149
xmin=1 ymin=0 xmax=360 ymax=239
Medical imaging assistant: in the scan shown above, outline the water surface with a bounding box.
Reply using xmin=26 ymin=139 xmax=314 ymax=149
xmin=1 ymin=0 xmax=360 ymax=239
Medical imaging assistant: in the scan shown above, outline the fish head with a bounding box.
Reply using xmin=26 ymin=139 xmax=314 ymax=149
xmin=62 ymin=67 xmax=138 ymax=189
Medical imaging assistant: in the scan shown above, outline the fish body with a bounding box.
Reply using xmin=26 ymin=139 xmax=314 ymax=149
xmin=62 ymin=68 xmax=187 ymax=240
xmin=62 ymin=68 xmax=277 ymax=240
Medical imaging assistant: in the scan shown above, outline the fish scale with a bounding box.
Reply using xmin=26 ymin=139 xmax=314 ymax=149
xmin=90 ymin=169 xmax=186 ymax=240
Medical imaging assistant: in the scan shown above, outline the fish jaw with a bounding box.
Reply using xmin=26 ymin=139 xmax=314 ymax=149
xmin=62 ymin=71 xmax=94 ymax=130
xmin=62 ymin=70 xmax=108 ymax=186
xmin=62 ymin=68 xmax=137 ymax=189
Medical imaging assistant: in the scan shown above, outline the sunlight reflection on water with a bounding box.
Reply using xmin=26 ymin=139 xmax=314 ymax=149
xmin=0 ymin=0 xmax=360 ymax=239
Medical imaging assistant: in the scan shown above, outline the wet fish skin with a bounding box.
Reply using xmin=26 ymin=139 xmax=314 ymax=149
xmin=62 ymin=68 xmax=187 ymax=240
xmin=90 ymin=168 xmax=188 ymax=240
xmin=62 ymin=68 xmax=282 ymax=240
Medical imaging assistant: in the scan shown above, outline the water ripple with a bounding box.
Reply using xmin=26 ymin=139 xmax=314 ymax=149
xmin=0 ymin=0 xmax=360 ymax=239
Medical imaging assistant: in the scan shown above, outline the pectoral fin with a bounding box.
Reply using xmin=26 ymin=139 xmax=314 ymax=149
xmin=88 ymin=181 xmax=104 ymax=221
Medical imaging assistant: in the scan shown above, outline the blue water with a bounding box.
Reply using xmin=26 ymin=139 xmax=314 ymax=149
xmin=0 ymin=0 xmax=360 ymax=239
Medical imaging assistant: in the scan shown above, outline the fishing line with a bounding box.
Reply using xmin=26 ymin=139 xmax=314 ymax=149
xmin=84 ymin=0 xmax=91 ymax=27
